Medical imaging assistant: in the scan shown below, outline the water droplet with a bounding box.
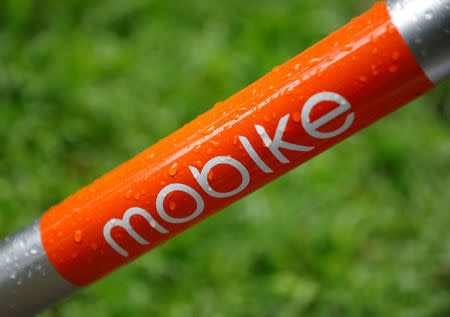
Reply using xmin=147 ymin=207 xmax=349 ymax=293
xmin=371 ymin=65 xmax=379 ymax=76
xmin=424 ymin=11 xmax=433 ymax=20
xmin=211 ymin=140 xmax=220 ymax=148
xmin=343 ymin=43 xmax=353 ymax=51
xmin=206 ymin=148 xmax=213 ymax=155
xmin=292 ymin=112 xmax=301 ymax=123
xmin=194 ymin=145 xmax=201 ymax=153
xmin=272 ymin=65 xmax=282 ymax=73
xmin=351 ymin=55 xmax=357 ymax=61
xmin=307 ymin=58 xmax=320 ymax=67
xmin=263 ymin=115 xmax=270 ymax=122
xmin=202 ymin=126 xmax=215 ymax=135
xmin=10 ymin=272 xmax=16 ymax=279
xmin=387 ymin=25 xmax=396 ymax=34
xmin=392 ymin=51 xmax=400 ymax=61
xmin=169 ymin=162 xmax=178 ymax=176
xmin=372 ymin=47 xmax=378 ymax=55
xmin=359 ymin=76 xmax=368 ymax=83
xmin=169 ymin=200 xmax=177 ymax=211
xmin=134 ymin=193 xmax=141 ymax=200
xmin=57 ymin=231 xmax=63 ymax=238
xmin=370 ymin=35 xmax=377 ymax=43
xmin=389 ymin=65 xmax=398 ymax=73
xmin=30 ymin=248 xmax=38 ymax=255
xmin=74 ymin=230 xmax=83 ymax=243
xmin=316 ymin=69 xmax=324 ymax=78
xmin=125 ymin=190 xmax=132 ymax=200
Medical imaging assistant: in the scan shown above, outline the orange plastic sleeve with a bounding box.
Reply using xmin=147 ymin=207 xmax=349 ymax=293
xmin=40 ymin=2 xmax=433 ymax=286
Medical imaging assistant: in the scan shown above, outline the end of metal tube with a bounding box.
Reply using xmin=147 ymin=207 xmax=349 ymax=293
xmin=0 ymin=220 xmax=78 ymax=317
xmin=387 ymin=0 xmax=450 ymax=84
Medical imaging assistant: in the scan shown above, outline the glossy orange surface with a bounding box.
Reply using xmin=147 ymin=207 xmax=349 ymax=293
xmin=41 ymin=2 xmax=433 ymax=286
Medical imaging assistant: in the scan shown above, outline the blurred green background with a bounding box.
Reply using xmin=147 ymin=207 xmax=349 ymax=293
xmin=0 ymin=0 xmax=449 ymax=316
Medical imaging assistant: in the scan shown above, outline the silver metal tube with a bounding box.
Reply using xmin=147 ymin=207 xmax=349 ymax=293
xmin=0 ymin=220 xmax=78 ymax=317
xmin=387 ymin=0 xmax=450 ymax=84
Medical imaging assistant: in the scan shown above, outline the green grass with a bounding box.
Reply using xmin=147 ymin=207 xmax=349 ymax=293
xmin=0 ymin=0 xmax=449 ymax=316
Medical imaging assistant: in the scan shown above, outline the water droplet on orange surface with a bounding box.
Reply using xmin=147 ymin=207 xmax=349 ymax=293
xmin=392 ymin=51 xmax=400 ymax=61
xmin=389 ymin=65 xmax=398 ymax=73
xmin=371 ymin=65 xmax=379 ymax=76
xmin=208 ymin=170 xmax=215 ymax=181
xmin=134 ymin=193 xmax=141 ymax=201
xmin=144 ymin=174 xmax=150 ymax=180
xmin=206 ymin=148 xmax=213 ymax=155
xmin=351 ymin=55 xmax=357 ymax=61
xmin=370 ymin=35 xmax=377 ymax=43
xmin=194 ymin=145 xmax=201 ymax=153
xmin=125 ymin=190 xmax=132 ymax=199
xmin=343 ymin=43 xmax=353 ymax=51
xmin=316 ymin=69 xmax=324 ymax=78
xmin=359 ymin=76 xmax=368 ymax=83
xmin=284 ymin=86 xmax=294 ymax=96
xmin=202 ymin=126 xmax=215 ymax=135
xmin=169 ymin=200 xmax=176 ymax=211
xmin=292 ymin=112 xmax=301 ymax=123
xmin=74 ymin=230 xmax=82 ymax=243
xmin=169 ymin=162 xmax=178 ymax=176
xmin=372 ymin=47 xmax=378 ymax=55
xmin=272 ymin=65 xmax=282 ymax=73
xmin=211 ymin=140 xmax=220 ymax=148
xmin=194 ymin=161 xmax=203 ymax=168
xmin=264 ymin=115 xmax=270 ymax=122
xmin=307 ymin=58 xmax=320 ymax=67
xmin=387 ymin=25 xmax=396 ymax=34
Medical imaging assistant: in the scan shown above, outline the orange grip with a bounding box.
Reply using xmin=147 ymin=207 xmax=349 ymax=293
xmin=40 ymin=2 xmax=433 ymax=286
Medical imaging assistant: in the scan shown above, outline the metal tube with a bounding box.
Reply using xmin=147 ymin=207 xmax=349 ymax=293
xmin=0 ymin=1 xmax=449 ymax=315
xmin=0 ymin=220 xmax=78 ymax=316
xmin=387 ymin=0 xmax=450 ymax=84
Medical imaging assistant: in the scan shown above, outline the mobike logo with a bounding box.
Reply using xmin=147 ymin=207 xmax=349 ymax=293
xmin=103 ymin=92 xmax=354 ymax=257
